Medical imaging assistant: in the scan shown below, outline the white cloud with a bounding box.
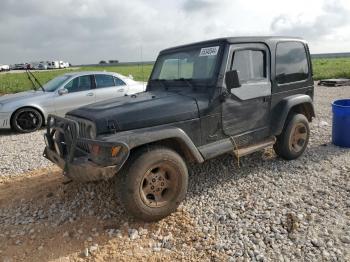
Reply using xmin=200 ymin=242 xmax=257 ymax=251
xmin=0 ymin=0 xmax=349 ymax=64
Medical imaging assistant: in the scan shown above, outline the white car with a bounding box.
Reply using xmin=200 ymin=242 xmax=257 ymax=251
xmin=0 ymin=64 xmax=10 ymax=71
xmin=0 ymin=71 xmax=146 ymax=132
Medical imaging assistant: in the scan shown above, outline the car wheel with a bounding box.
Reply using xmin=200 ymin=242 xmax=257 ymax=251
xmin=119 ymin=146 xmax=188 ymax=221
xmin=11 ymin=108 xmax=43 ymax=133
xmin=274 ymin=113 xmax=310 ymax=160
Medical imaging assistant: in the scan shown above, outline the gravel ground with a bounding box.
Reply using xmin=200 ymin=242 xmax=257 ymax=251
xmin=0 ymin=129 xmax=52 ymax=176
xmin=0 ymin=85 xmax=349 ymax=261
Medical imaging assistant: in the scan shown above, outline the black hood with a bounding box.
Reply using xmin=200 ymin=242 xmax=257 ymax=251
xmin=68 ymin=91 xmax=200 ymax=134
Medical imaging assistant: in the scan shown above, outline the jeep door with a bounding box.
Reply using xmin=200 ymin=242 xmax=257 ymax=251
xmin=222 ymin=43 xmax=271 ymax=142
xmin=93 ymin=74 xmax=127 ymax=102
xmin=54 ymin=75 xmax=95 ymax=116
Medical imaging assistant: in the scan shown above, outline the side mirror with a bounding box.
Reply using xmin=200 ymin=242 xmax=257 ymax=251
xmin=225 ymin=70 xmax=241 ymax=91
xmin=58 ymin=88 xmax=68 ymax=95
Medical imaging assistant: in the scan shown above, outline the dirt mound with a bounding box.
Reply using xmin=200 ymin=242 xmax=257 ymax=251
xmin=0 ymin=168 xmax=226 ymax=261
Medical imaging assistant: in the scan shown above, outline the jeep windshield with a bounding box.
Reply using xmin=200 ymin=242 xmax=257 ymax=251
xmin=150 ymin=45 xmax=222 ymax=87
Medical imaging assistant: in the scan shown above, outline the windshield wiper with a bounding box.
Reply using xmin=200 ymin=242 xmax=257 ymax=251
xmin=26 ymin=69 xmax=45 ymax=92
xmin=151 ymin=79 xmax=168 ymax=89
xmin=173 ymin=78 xmax=196 ymax=90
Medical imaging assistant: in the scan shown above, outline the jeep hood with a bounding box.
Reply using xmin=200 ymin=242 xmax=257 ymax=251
xmin=68 ymin=91 xmax=199 ymax=134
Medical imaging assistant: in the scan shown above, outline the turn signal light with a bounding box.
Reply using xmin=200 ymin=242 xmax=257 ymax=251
xmin=111 ymin=146 xmax=121 ymax=157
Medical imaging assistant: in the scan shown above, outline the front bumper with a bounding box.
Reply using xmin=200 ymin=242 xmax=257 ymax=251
xmin=0 ymin=112 xmax=11 ymax=129
xmin=43 ymin=115 xmax=129 ymax=182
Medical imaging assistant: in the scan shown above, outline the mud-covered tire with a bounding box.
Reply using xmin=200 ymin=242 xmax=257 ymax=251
xmin=119 ymin=146 xmax=188 ymax=221
xmin=11 ymin=107 xmax=43 ymax=133
xmin=274 ymin=113 xmax=310 ymax=160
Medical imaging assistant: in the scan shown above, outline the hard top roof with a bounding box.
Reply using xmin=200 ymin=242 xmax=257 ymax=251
xmin=160 ymin=36 xmax=306 ymax=53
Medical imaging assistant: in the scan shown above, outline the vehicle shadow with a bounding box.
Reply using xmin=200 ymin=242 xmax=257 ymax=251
xmin=186 ymin=141 xmax=349 ymax=198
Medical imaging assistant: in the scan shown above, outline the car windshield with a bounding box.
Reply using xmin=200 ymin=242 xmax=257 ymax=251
xmin=150 ymin=45 xmax=221 ymax=84
xmin=43 ymin=75 xmax=72 ymax=92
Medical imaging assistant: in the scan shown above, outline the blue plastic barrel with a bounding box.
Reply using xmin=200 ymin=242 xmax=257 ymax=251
xmin=332 ymin=99 xmax=350 ymax=147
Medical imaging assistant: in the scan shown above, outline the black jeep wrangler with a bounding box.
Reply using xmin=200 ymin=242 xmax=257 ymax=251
xmin=44 ymin=37 xmax=315 ymax=221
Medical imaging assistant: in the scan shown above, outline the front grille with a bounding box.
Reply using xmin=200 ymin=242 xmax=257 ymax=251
xmin=67 ymin=116 xmax=95 ymax=153
xmin=77 ymin=121 xmax=90 ymax=153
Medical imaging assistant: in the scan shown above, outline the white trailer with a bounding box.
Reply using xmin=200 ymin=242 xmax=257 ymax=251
xmin=59 ymin=61 xmax=70 ymax=68
xmin=0 ymin=64 xmax=10 ymax=71
xmin=48 ymin=61 xmax=60 ymax=69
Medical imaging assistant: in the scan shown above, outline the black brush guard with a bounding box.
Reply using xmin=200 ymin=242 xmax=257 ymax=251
xmin=43 ymin=114 xmax=129 ymax=182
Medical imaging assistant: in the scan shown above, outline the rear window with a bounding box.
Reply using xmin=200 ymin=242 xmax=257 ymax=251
xmin=95 ymin=74 xmax=115 ymax=88
xmin=114 ymin=77 xmax=126 ymax=86
xmin=276 ymin=42 xmax=309 ymax=84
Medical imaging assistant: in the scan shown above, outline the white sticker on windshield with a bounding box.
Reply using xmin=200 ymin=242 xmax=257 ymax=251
xmin=199 ymin=46 xmax=219 ymax=56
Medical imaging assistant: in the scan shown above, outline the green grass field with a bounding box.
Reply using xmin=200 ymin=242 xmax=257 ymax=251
xmin=1 ymin=58 xmax=350 ymax=94
xmin=0 ymin=64 xmax=153 ymax=95
xmin=312 ymin=58 xmax=350 ymax=80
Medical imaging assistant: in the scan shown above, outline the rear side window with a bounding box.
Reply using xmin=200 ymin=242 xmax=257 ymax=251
xmin=114 ymin=77 xmax=126 ymax=86
xmin=276 ymin=42 xmax=309 ymax=84
xmin=95 ymin=74 xmax=115 ymax=88
xmin=231 ymin=50 xmax=266 ymax=83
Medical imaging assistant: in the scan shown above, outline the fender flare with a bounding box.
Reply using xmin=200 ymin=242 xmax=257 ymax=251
xmin=271 ymin=94 xmax=315 ymax=135
xmin=100 ymin=126 xmax=205 ymax=163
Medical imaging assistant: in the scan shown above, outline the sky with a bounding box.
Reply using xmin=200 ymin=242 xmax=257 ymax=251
xmin=0 ymin=0 xmax=349 ymax=65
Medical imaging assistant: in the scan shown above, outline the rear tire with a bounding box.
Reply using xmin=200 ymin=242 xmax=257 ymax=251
xmin=11 ymin=108 xmax=43 ymax=133
xmin=119 ymin=146 xmax=188 ymax=221
xmin=274 ymin=113 xmax=310 ymax=160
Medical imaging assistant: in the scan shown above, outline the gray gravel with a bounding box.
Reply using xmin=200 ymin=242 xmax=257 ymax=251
xmin=183 ymin=85 xmax=350 ymax=261
xmin=0 ymin=129 xmax=52 ymax=176
xmin=0 ymin=85 xmax=349 ymax=260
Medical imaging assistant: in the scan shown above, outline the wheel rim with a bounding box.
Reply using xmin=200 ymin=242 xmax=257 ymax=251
xmin=16 ymin=111 xmax=40 ymax=131
xmin=289 ymin=123 xmax=308 ymax=153
xmin=139 ymin=162 xmax=179 ymax=208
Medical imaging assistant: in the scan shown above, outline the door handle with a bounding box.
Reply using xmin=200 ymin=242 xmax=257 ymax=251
xmin=86 ymin=92 xmax=94 ymax=96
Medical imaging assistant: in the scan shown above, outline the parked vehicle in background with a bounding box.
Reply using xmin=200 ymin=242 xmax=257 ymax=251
xmin=0 ymin=71 xmax=146 ymax=132
xmin=109 ymin=60 xmax=119 ymax=64
xmin=37 ymin=63 xmax=48 ymax=70
xmin=59 ymin=61 xmax=69 ymax=69
xmin=0 ymin=64 xmax=10 ymax=72
xmin=48 ymin=61 xmax=60 ymax=69
xmin=12 ymin=63 xmax=26 ymax=70
xmin=43 ymin=36 xmax=315 ymax=221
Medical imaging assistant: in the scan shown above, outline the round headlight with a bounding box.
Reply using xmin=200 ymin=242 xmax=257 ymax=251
xmin=87 ymin=125 xmax=96 ymax=139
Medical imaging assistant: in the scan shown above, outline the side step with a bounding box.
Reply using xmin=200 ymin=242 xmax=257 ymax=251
xmin=233 ymin=137 xmax=276 ymax=158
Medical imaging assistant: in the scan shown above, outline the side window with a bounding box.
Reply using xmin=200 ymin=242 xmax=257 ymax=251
xmin=276 ymin=42 xmax=309 ymax=84
xmin=114 ymin=77 xmax=126 ymax=86
xmin=231 ymin=50 xmax=266 ymax=83
xmin=95 ymin=74 xmax=115 ymax=88
xmin=64 ymin=75 xmax=92 ymax=93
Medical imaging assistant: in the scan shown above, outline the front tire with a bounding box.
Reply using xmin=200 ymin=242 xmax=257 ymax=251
xmin=274 ymin=113 xmax=310 ymax=160
xmin=11 ymin=108 xmax=43 ymax=133
xmin=119 ymin=146 xmax=188 ymax=221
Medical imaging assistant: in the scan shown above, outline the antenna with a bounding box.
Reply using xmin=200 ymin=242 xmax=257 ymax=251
xmin=141 ymin=46 xmax=145 ymax=89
